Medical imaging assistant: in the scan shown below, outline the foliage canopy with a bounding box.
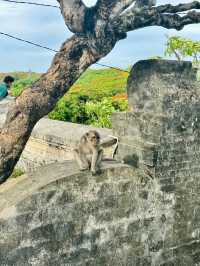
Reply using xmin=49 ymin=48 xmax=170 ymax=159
xmin=165 ymin=36 xmax=200 ymax=63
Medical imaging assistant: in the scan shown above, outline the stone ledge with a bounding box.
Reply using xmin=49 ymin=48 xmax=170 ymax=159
xmin=32 ymin=118 xmax=112 ymax=146
xmin=0 ymin=160 xmax=131 ymax=215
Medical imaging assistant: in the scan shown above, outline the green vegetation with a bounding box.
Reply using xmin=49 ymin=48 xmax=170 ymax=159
xmin=0 ymin=72 xmax=40 ymax=97
xmin=49 ymin=68 xmax=128 ymax=128
xmin=0 ymin=71 xmax=40 ymax=81
xmin=165 ymin=36 xmax=200 ymax=80
xmin=10 ymin=168 xmax=25 ymax=179
xmin=12 ymin=76 xmax=40 ymax=97
xmin=165 ymin=35 xmax=200 ymax=64
xmin=5 ymin=36 xmax=199 ymax=129
xmin=8 ymin=68 xmax=128 ymax=128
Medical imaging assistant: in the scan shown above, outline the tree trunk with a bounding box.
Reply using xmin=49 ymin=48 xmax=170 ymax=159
xmin=0 ymin=32 xmax=117 ymax=183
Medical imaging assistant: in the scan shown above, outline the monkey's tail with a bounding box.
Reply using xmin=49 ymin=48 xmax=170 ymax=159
xmin=100 ymin=135 xmax=119 ymax=159
xmin=109 ymin=135 xmax=119 ymax=159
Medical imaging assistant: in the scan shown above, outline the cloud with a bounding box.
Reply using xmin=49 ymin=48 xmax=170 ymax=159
xmin=157 ymin=0 xmax=192 ymax=4
xmin=83 ymin=0 xmax=97 ymax=6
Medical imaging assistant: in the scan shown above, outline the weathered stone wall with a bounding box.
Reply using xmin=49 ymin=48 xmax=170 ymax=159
xmin=0 ymin=161 xmax=174 ymax=266
xmin=1 ymin=60 xmax=200 ymax=265
xmin=112 ymin=59 xmax=200 ymax=265
xmin=0 ymin=100 xmax=114 ymax=172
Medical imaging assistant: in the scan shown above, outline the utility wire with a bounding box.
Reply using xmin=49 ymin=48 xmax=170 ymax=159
xmin=0 ymin=1 xmax=195 ymax=73
xmin=0 ymin=31 xmax=130 ymax=73
xmin=0 ymin=1 xmax=193 ymax=73
xmin=95 ymin=62 xmax=130 ymax=73
xmin=0 ymin=32 xmax=58 ymax=53
xmin=0 ymin=0 xmax=59 ymax=8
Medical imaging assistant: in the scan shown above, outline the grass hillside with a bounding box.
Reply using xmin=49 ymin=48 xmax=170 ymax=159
xmin=0 ymin=71 xmax=40 ymax=80
xmin=71 ymin=68 xmax=128 ymax=98
xmin=0 ymin=68 xmax=128 ymax=96
xmin=1 ymin=68 xmax=129 ymax=128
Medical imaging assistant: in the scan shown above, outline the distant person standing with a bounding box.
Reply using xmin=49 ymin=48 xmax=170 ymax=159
xmin=0 ymin=76 xmax=15 ymax=100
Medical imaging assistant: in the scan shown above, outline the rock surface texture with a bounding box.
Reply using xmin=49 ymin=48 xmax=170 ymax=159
xmin=1 ymin=60 xmax=200 ymax=265
xmin=0 ymin=161 xmax=170 ymax=266
xmin=111 ymin=59 xmax=200 ymax=265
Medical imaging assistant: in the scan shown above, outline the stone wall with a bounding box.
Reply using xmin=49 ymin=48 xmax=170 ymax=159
xmin=112 ymin=59 xmax=200 ymax=265
xmin=1 ymin=60 xmax=200 ymax=265
xmin=0 ymin=99 xmax=114 ymax=172
xmin=0 ymin=161 xmax=174 ymax=266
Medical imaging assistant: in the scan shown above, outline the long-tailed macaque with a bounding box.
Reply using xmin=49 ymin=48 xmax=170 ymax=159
xmin=73 ymin=130 xmax=103 ymax=175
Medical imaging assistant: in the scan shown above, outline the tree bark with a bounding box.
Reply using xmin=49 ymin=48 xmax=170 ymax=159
xmin=115 ymin=2 xmax=200 ymax=33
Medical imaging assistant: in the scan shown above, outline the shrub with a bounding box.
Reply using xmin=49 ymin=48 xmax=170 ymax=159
xmin=165 ymin=35 xmax=200 ymax=64
xmin=85 ymin=97 xmax=128 ymax=128
xmin=49 ymin=95 xmax=90 ymax=124
xmin=85 ymin=98 xmax=116 ymax=128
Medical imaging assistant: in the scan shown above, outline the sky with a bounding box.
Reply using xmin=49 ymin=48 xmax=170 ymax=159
xmin=0 ymin=0 xmax=199 ymax=72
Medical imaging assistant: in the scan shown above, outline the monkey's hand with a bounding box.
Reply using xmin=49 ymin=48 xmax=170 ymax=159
xmin=91 ymin=170 xmax=98 ymax=176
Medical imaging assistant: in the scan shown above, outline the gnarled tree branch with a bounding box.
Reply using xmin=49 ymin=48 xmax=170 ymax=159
xmin=58 ymin=0 xmax=89 ymax=33
xmin=96 ymin=0 xmax=136 ymax=20
xmin=114 ymin=1 xmax=200 ymax=34
xmin=153 ymin=11 xmax=200 ymax=31
xmin=156 ymin=1 xmax=200 ymax=14
xmin=135 ymin=0 xmax=156 ymax=8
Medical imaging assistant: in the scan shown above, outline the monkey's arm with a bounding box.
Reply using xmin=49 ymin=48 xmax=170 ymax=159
xmin=91 ymin=149 xmax=99 ymax=174
xmin=73 ymin=148 xmax=90 ymax=170
xmin=91 ymin=148 xmax=103 ymax=174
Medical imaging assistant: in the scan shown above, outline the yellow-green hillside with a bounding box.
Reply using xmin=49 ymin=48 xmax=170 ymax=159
xmin=1 ymin=68 xmax=129 ymax=128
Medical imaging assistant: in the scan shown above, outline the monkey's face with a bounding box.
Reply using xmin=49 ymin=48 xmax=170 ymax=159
xmin=87 ymin=131 xmax=100 ymax=147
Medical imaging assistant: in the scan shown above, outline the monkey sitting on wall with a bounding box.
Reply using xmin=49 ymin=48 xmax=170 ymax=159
xmin=73 ymin=130 xmax=103 ymax=175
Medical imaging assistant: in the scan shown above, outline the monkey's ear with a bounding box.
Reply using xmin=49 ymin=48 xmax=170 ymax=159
xmin=96 ymin=132 xmax=100 ymax=139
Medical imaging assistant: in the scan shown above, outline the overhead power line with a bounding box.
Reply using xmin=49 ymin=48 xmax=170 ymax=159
xmin=0 ymin=0 xmax=193 ymax=74
xmin=0 ymin=31 xmax=130 ymax=73
xmin=0 ymin=0 xmax=59 ymax=8
xmin=95 ymin=62 xmax=129 ymax=73
xmin=0 ymin=32 xmax=58 ymax=53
